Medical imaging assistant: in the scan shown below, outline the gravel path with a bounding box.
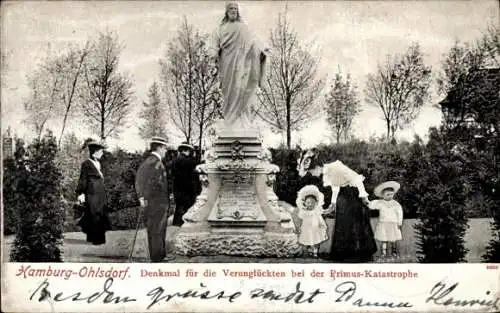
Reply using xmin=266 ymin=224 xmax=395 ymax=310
xmin=2 ymin=219 xmax=492 ymax=263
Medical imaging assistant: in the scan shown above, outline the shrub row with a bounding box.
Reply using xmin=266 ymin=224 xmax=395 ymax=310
xmin=3 ymin=129 xmax=498 ymax=262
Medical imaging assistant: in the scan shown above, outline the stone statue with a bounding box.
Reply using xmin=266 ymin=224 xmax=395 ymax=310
xmin=211 ymin=1 xmax=270 ymax=129
xmin=182 ymin=164 xmax=209 ymax=224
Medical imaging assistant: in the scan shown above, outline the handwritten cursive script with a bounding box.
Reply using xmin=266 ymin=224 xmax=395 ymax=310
xmin=30 ymin=278 xmax=137 ymax=304
xmin=146 ymin=283 xmax=242 ymax=310
xmin=427 ymin=282 xmax=499 ymax=311
xmin=334 ymin=281 xmax=413 ymax=308
xmin=27 ymin=278 xmax=435 ymax=310
xmin=249 ymin=282 xmax=324 ymax=303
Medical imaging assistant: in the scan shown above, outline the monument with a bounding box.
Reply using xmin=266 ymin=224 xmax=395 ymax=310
xmin=174 ymin=2 xmax=299 ymax=257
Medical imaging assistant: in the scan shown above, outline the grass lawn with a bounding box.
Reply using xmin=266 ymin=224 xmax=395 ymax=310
xmin=2 ymin=218 xmax=493 ymax=263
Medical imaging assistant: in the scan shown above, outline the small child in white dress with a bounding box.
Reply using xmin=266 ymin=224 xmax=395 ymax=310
xmin=369 ymin=181 xmax=403 ymax=260
xmin=291 ymin=185 xmax=333 ymax=258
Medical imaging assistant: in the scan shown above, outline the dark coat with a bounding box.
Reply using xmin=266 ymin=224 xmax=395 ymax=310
xmin=170 ymin=154 xmax=198 ymax=226
xmin=170 ymin=154 xmax=198 ymax=197
xmin=135 ymin=154 xmax=169 ymax=262
xmin=135 ymin=154 xmax=169 ymax=204
xmin=76 ymin=159 xmax=110 ymax=245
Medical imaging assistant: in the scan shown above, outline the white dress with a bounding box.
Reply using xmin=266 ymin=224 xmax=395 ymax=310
xmin=294 ymin=185 xmax=330 ymax=246
xmin=297 ymin=209 xmax=329 ymax=246
xmin=369 ymin=199 xmax=403 ymax=242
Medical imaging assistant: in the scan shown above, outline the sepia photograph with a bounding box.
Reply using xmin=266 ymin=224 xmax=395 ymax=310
xmin=1 ymin=0 xmax=499 ymax=267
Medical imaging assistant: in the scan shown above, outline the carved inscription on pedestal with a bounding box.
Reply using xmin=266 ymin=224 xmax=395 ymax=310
xmin=216 ymin=172 xmax=260 ymax=220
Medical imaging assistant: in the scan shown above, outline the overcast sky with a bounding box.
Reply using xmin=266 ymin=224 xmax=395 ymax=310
xmin=1 ymin=1 xmax=498 ymax=151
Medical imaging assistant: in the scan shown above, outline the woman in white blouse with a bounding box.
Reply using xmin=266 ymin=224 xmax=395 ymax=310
xmin=323 ymin=161 xmax=377 ymax=262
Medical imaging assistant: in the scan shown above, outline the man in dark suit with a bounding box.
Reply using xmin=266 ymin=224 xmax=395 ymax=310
xmin=170 ymin=142 xmax=198 ymax=226
xmin=135 ymin=137 xmax=174 ymax=262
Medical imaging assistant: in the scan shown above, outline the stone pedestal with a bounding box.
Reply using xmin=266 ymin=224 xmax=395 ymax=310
xmin=174 ymin=128 xmax=299 ymax=257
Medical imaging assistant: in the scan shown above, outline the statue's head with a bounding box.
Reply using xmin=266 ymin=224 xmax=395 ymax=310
xmin=222 ymin=1 xmax=241 ymax=24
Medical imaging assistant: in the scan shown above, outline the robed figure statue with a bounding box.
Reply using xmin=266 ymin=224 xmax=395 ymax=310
xmin=211 ymin=1 xmax=270 ymax=128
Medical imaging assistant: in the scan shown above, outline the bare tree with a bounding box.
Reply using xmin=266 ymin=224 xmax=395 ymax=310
xmin=160 ymin=18 xmax=197 ymax=143
xmin=365 ymin=43 xmax=432 ymax=140
xmin=56 ymin=43 xmax=89 ymax=146
xmin=1 ymin=50 xmax=11 ymax=123
xmin=482 ymin=24 xmax=500 ymax=67
xmin=23 ymin=56 xmax=62 ymax=140
xmin=438 ymin=25 xmax=500 ymax=131
xmin=256 ymin=11 xmax=324 ymax=148
xmin=160 ymin=17 xmax=221 ymax=148
xmin=138 ymin=81 xmax=169 ymax=141
xmin=22 ymin=44 xmax=90 ymax=145
xmin=325 ymin=70 xmax=360 ymax=143
xmin=191 ymin=40 xmax=222 ymax=153
xmin=1 ymin=48 xmax=10 ymax=89
xmin=80 ymin=30 xmax=133 ymax=140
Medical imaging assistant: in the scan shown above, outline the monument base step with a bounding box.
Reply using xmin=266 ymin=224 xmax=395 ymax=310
xmin=207 ymin=220 xmax=267 ymax=228
xmin=174 ymin=231 xmax=299 ymax=258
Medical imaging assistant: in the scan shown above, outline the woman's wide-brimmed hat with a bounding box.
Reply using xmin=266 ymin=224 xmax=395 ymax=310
xmin=178 ymin=142 xmax=194 ymax=151
xmin=150 ymin=136 xmax=169 ymax=147
xmin=296 ymin=185 xmax=324 ymax=211
xmin=322 ymin=160 xmax=363 ymax=187
xmin=82 ymin=138 xmax=106 ymax=151
xmin=374 ymin=181 xmax=401 ymax=198
xmin=298 ymin=149 xmax=320 ymax=177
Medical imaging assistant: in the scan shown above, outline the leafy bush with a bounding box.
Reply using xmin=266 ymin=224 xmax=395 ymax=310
xmin=3 ymin=158 xmax=19 ymax=235
xmin=101 ymin=149 xmax=145 ymax=212
xmin=101 ymin=149 xmax=177 ymax=214
xmin=108 ymin=206 xmax=143 ymax=230
xmin=270 ymin=136 xmax=495 ymax=221
xmin=53 ymin=143 xmax=180 ymax=232
xmin=269 ymin=148 xmax=302 ymax=206
xmin=414 ymin=128 xmax=469 ymax=263
xmin=3 ymin=138 xmax=26 ymax=235
xmin=10 ymin=132 xmax=64 ymax=262
xmin=271 ymin=140 xmax=418 ymax=218
xmin=55 ymin=133 xmax=85 ymax=233
xmin=483 ymin=178 xmax=500 ymax=262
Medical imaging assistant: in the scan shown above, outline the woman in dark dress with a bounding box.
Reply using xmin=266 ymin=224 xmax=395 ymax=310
xmin=323 ymin=160 xmax=377 ymax=262
xmin=76 ymin=139 xmax=110 ymax=245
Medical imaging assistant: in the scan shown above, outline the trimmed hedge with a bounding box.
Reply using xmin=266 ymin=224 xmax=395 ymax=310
xmin=3 ymin=132 xmax=496 ymax=264
xmin=269 ymin=138 xmax=495 ymax=220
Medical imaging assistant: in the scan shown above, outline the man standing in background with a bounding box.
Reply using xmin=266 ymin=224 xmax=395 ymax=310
xmin=171 ymin=142 xmax=198 ymax=226
xmin=135 ymin=137 xmax=175 ymax=262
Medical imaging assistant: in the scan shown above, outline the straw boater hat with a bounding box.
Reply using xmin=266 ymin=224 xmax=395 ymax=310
xmin=374 ymin=181 xmax=401 ymax=198
xmin=296 ymin=185 xmax=325 ymax=213
xmin=178 ymin=142 xmax=194 ymax=152
xmin=150 ymin=136 xmax=169 ymax=147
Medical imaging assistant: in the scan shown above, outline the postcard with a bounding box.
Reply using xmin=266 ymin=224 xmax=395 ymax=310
xmin=1 ymin=1 xmax=499 ymax=312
